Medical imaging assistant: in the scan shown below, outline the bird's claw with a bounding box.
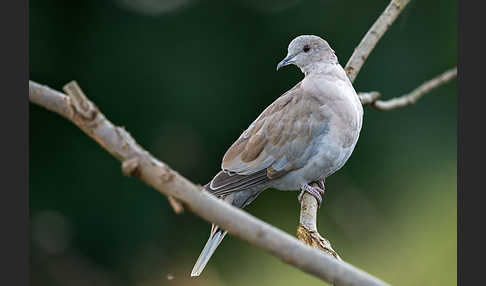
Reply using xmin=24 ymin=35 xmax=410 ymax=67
xmin=316 ymin=179 xmax=325 ymax=191
xmin=298 ymin=182 xmax=325 ymax=208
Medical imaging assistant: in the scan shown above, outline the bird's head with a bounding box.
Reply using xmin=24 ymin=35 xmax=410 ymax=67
xmin=277 ymin=35 xmax=337 ymax=73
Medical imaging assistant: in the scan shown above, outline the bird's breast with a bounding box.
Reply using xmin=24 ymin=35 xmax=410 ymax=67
xmin=301 ymin=70 xmax=363 ymax=177
xmin=303 ymin=74 xmax=363 ymax=148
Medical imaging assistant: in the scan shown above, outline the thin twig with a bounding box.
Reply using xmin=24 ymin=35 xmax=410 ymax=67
xmin=167 ymin=196 xmax=185 ymax=214
xmin=29 ymin=80 xmax=389 ymax=286
xmin=345 ymin=0 xmax=411 ymax=83
xmin=358 ymin=91 xmax=382 ymax=105
xmin=358 ymin=67 xmax=457 ymax=110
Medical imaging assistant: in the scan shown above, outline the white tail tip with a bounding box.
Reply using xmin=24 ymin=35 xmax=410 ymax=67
xmin=191 ymin=229 xmax=226 ymax=277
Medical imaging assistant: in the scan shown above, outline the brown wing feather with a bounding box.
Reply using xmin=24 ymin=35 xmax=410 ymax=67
xmin=210 ymin=80 xmax=331 ymax=195
xmin=222 ymin=82 xmax=302 ymax=175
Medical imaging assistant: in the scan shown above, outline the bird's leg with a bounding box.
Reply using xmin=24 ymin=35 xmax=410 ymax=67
xmin=298 ymin=180 xmax=326 ymax=208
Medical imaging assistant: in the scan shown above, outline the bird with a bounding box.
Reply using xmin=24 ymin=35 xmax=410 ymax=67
xmin=191 ymin=35 xmax=363 ymax=277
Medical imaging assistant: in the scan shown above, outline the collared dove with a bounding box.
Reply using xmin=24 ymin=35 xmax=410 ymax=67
xmin=191 ymin=35 xmax=363 ymax=277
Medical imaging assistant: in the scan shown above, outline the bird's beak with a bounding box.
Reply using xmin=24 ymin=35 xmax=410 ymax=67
xmin=276 ymin=54 xmax=296 ymax=71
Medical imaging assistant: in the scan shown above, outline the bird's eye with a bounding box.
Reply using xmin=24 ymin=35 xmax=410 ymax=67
xmin=303 ymin=45 xmax=311 ymax=53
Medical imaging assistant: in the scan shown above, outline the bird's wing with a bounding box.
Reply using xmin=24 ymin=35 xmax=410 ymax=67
xmin=208 ymin=82 xmax=332 ymax=196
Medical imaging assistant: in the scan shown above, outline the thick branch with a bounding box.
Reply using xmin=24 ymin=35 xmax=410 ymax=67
xmin=358 ymin=67 xmax=457 ymax=110
xmin=345 ymin=0 xmax=411 ymax=82
xmin=29 ymin=80 xmax=388 ymax=286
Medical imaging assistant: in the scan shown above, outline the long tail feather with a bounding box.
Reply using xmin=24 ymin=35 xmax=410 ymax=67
xmin=191 ymin=225 xmax=227 ymax=277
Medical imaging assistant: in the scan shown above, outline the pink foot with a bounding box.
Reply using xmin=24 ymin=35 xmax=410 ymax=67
xmin=298 ymin=182 xmax=326 ymax=208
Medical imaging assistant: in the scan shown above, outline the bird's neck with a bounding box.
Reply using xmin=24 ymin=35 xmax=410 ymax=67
xmin=302 ymin=62 xmax=362 ymax=112
xmin=301 ymin=60 xmax=339 ymax=77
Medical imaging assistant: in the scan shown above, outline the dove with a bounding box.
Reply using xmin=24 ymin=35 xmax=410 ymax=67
xmin=191 ymin=35 xmax=363 ymax=277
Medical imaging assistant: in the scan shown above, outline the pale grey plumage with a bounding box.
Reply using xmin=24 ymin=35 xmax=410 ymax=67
xmin=191 ymin=35 xmax=363 ymax=277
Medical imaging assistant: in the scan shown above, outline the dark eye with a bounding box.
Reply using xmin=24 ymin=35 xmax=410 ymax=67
xmin=303 ymin=45 xmax=311 ymax=53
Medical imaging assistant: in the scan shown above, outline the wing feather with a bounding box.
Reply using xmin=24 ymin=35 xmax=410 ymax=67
xmin=206 ymin=170 xmax=269 ymax=196
xmin=207 ymin=80 xmax=332 ymax=195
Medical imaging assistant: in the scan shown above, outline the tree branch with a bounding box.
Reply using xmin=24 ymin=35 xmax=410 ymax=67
xmin=345 ymin=0 xmax=411 ymax=82
xmin=29 ymin=80 xmax=389 ymax=286
xmin=297 ymin=189 xmax=341 ymax=261
xmin=358 ymin=67 xmax=457 ymax=110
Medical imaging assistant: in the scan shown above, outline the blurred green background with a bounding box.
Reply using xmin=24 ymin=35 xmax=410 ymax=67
xmin=29 ymin=0 xmax=457 ymax=285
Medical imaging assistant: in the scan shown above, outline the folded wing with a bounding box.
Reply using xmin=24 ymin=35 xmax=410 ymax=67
xmin=207 ymin=82 xmax=331 ymax=196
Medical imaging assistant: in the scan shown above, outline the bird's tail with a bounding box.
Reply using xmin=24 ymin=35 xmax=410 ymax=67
xmin=191 ymin=224 xmax=228 ymax=277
